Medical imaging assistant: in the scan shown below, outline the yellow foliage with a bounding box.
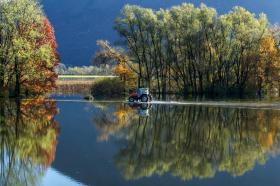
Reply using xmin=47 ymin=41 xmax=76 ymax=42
xmin=115 ymin=64 xmax=129 ymax=76
xmin=95 ymin=40 xmax=137 ymax=89
xmin=115 ymin=107 xmax=133 ymax=125
xmin=257 ymin=34 xmax=280 ymax=95
xmin=259 ymin=133 xmax=274 ymax=149
xmin=260 ymin=36 xmax=277 ymax=55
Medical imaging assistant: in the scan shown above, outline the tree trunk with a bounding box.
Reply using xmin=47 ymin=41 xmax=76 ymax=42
xmin=161 ymin=78 xmax=167 ymax=99
xmin=238 ymin=85 xmax=244 ymax=98
xmin=183 ymin=85 xmax=188 ymax=97
xmin=0 ymin=70 xmax=4 ymax=97
xmin=198 ymin=72 xmax=203 ymax=95
xmin=15 ymin=98 xmax=21 ymax=138
xmin=257 ymin=77 xmax=263 ymax=99
xmin=278 ymin=81 xmax=280 ymax=97
xmin=14 ymin=58 xmax=21 ymax=98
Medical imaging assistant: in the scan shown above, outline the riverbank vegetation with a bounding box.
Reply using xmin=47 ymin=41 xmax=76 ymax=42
xmin=91 ymin=78 xmax=125 ymax=98
xmin=0 ymin=0 xmax=59 ymax=98
xmin=95 ymin=3 xmax=280 ymax=98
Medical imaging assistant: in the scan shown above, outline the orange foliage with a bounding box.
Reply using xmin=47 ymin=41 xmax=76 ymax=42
xmin=24 ymin=17 xmax=59 ymax=95
xmin=20 ymin=98 xmax=60 ymax=167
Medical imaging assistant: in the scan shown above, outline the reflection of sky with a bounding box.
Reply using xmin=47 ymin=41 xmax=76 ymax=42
xmin=41 ymin=168 xmax=86 ymax=186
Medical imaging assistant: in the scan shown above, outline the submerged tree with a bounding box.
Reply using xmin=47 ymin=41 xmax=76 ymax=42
xmin=256 ymin=33 xmax=280 ymax=97
xmin=0 ymin=0 xmax=59 ymax=97
xmin=103 ymin=3 xmax=280 ymax=97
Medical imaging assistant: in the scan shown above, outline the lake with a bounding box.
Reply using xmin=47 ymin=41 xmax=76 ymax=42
xmin=1 ymin=97 xmax=280 ymax=186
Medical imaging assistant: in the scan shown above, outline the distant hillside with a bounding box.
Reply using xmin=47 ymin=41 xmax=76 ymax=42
xmin=42 ymin=0 xmax=280 ymax=66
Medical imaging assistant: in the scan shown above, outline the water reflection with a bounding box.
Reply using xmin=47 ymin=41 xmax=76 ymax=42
xmin=0 ymin=99 xmax=59 ymax=186
xmin=94 ymin=103 xmax=280 ymax=181
xmin=128 ymin=103 xmax=152 ymax=117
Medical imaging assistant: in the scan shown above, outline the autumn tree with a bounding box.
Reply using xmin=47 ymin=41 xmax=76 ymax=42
xmin=255 ymin=34 xmax=280 ymax=97
xmin=94 ymin=40 xmax=137 ymax=90
xmin=0 ymin=0 xmax=59 ymax=97
xmin=107 ymin=3 xmax=280 ymax=97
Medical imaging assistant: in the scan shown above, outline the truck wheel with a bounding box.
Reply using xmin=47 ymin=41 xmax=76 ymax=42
xmin=129 ymin=97 xmax=135 ymax=102
xmin=141 ymin=95 xmax=148 ymax=102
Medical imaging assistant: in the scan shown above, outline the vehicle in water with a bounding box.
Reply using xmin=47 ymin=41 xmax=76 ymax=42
xmin=128 ymin=88 xmax=152 ymax=102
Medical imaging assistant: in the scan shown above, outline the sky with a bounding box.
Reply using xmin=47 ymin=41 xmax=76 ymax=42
xmin=41 ymin=168 xmax=85 ymax=186
xmin=41 ymin=0 xmax=280 ymax=66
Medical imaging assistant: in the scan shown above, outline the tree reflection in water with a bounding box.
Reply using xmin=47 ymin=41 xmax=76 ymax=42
xmin=93 ymin=103 xmax=280 ymax=181
xmin=0 ymin=98 xmax=59 ymax=186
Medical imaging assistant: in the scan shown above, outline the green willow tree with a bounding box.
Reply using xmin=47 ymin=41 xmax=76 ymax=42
xmin=109 ymin=3 xmax=280 ymax=97
xmin=0 ymin=0 xmax=59 ymax=97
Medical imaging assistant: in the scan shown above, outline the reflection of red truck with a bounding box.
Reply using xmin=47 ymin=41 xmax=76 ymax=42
xmin=128 ymin=102 xmax=152 ymax=117
xmin=128 ymin=88 xmax=152 ymax=102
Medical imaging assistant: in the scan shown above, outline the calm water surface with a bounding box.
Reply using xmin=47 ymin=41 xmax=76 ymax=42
xmin=1 ymin=97 xmax=280 ymax=186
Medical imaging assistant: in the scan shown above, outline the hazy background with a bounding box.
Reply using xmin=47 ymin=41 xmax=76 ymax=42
xmin=42 ymin=0 xmax=280 ymax=66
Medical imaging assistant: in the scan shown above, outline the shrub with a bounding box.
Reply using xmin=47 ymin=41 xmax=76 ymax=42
xmin=91 ymin=78 xmax=125 ymax=98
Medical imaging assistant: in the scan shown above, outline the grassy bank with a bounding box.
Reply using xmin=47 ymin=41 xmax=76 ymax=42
xmin=55 ymin=75 xmax=118 ymax=96
xmin=57 ymin=75 xmax=118 ymax=85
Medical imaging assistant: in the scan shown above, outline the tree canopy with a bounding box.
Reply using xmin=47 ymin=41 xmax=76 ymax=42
xmin=95 ymin=3 xmax=280 ymax=97
xmin=0 ymin=0 xmax=59 ymax=97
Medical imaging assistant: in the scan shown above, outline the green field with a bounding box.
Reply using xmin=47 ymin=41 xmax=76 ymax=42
xmin=57 ymin=75 xmax=118 ymax=86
